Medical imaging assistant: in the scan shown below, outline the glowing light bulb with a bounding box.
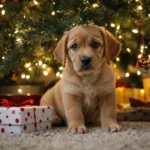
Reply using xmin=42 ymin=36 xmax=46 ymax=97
xmin=137 ymin=71 xmax=141 ymax=75
xmin=132 ymin=29 xmax=138 ymax=33
xmin=2 ymin=56 xmax=5 ymax=60
xmin=14 ymin=29 xmax=19 ymax=34
xmin=33 ymin=0 xmax=39 ymax=5
xmin=125 ymin=72 xmax=130 ymax=77
xmin=92 ymin=3 xmax=99 ymax=8
xmin=116 ymin=57 xmax=120 ymax=62
xmin=116 ymin=25 xmax=120 ymax=30
xmin=137 ymin=5 xmax=143 ymax=10
xmin=38 ymin=60 xmax=42 ymax=66
xmin=21 ymin=74 xmax=26 ymax=79
xmin=118 ymin=35 xmax=122 ymax=39
xmin=26 ymin=75 xmax=30 ymax=79
xmin=59 ymin=66 xmax=64 ymax=70
xmin=43 ymin=71 xmax=48 ymax=76
xmin=60 ymin=74 xmax=63 ymax=78
xmin=56 ymin=72 xmax=60 ymax=77
xmin=110 ymin=23 xmax=115 ymax=27
xmin=0 ymin=4 xmax=3 ymax=8
xmin=140 ymin=89 xmax=144 ymax=94
xmin=138 ymin=54 xmax=142 ymax=59
xmin=25 ymin=62 xmax=31 ymax=68
xmin=113 ymin=64 xmax=117 ymax=68
xmin=148 ymin=14 xmax=150 ymax=17
xmin=18 ymin=89 xmax=22 ymax=93
xmin=16 ymin=38 xmax=22 ymax=42
xmin=1 ymin=9 xmax=5 ymax=15
xmin=126 ymin=48 xmax=131 ymax=53
xmin=51 ymin=11 xmax=55 ymax=16
xmin=42 ymin=64 xmax=47 ymax=68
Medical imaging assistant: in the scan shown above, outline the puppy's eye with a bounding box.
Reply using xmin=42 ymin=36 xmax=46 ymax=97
xmin=91 ymin=41 xmax=100 ymax=49
xmin=71 ymin=44 xmax=78 ymax=51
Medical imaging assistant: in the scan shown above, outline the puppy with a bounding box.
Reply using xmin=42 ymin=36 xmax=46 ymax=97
xmin=40 ymin=24 xmax=122 ymax=134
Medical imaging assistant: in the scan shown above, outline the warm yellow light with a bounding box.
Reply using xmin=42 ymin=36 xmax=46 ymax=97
xmin=38 ymin=60 xmax=42 ymax=66
xmin=26 ymin=75 xmax=30 ymax=79
xmin=60 ymin=74 xmax=63 ymax=78
xmin=132 ymin=29 xmax=138 ymax=33
xmin=51 ymin=11 xmax=55 ymax=16
xmin=110 ymin=23 xmax=115 ymax=27
xmin=125 ymin=72 xmax=130 ymax=77
xmin=118 ymin=35 xmax=122 ymax=39
xmin=33 ymin=0 xmax=39 ymax=5
xmin=14 ymin=30 xmax=19 ymax=34
xmin=21 ymin=74 xmax=26 ymax=79
xmin=113 ymin=64 xmax=117 ymax=68
xmin=148 ymin=55 xmax=150 ymax=58
xmin=92 ymin=3 xmax=99 ymax=8
xmin=2 ymin=56 xmax=5 ymax=60
xmin=116 ymin=57 xmax=120 ymax=62
xmin=137 ymin=5 xmax=143 ymax=10
xmin=137 ymin=71 xmax=141 ymax=75
xmin=43 ymin=71 xmax=48 ymax=76
xmin=42 ymin=64 xmax=47 ymax=68
xmin=145 ymin=46 xmax=147 ymax=49
xmin=140 ymin=49 xmax=144 ymax=54
xmin=138 ymin=54 xmax=142 ymax=59
xmin=0 ymin=4 xmax=3 ymax=8
xmin=59 ymin=66 xmax=64 ymax=70
xmin=18 ymin=89 xmax=22 ymax=93
xmin=16 ymin=38 xmax=22 ymax=42
xmin=135 ymin=0 xmax=139 ymax=2
xmin=28 ymin=67 xmax=32 ymax=71
xmin=140 ymin=89 xmax=144 ymax=94
xmin=126 ymin=48 xmax=131 ymax=53
xmin=141 ymin=45 xmax=144 ymax=49
xmin=25 ymin=62 xmax=31 ymax=68
xmin=1 ymin=10 xmax=5 ymax=15
xmin=117 ymin=76 xmax=120 ymax=79
xmin=56 ymin=72 xmax=60 ymax=77
xmin=116 ymin=25 xmax=120 ymax=30
xmin=149 ymin=14 xmax=150 ymax=17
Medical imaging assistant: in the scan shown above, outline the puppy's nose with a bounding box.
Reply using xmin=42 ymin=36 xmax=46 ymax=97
xmin=80 ymin=56 xmax=92 ymax=66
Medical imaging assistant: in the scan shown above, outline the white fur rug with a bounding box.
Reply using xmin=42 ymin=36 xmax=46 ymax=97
xmin=0 ymin=122 xmax=150 ymax=150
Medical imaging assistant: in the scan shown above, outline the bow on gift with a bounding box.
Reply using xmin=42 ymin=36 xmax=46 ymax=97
xmin=0 ymin=99 xmax=34 ymax=107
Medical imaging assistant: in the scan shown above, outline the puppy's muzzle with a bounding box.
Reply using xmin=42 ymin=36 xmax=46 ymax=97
xmin=80 ymin=56 xmax=92 ymax=70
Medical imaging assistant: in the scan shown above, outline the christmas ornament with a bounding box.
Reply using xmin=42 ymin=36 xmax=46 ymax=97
xmin=137 ymin=55 xmax=150 ymax=73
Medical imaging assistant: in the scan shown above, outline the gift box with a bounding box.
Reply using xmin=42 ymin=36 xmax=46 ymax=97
xmin=0 ymin=106 xmax=53 ymax=134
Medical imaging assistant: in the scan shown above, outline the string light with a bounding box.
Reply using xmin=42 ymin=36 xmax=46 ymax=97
xmin=56 ymin=72 xmax=60 ymax=77
xmin=110 ymin=23 xmax=115 ymax=27
xmin=33 ymin=0 xmax=39 ymax=5
xmin=2 ymin=56 xmax=5 ymax=60
xmin=116 ymin=57 xmax=120 ymax=62
xmin=116 ymin=25 xmax=120 ymax=30
xmin=0 ymin=4 xmax=3 ymax=8
xmin=16 ymin=38 xmax=22 ymax=43
xmin=51 ymin=11 xmax=55 ymax=16
xmin=137 ymin=5 xmax=143 ymax=10
xmin=21 ymin=74 xmax=26 ymax=79
xmin=43 ymin=71 xmax=48 ymax=76
xmin=24 ymin=62 xmax=31 ymax=68
xmin=59 ymin=66 xmax=64 ymax=70
xmin=140 ymin=89 xmax=144 ymax=94
xmin=126 ymin=48 xmax=131 ymax=53
xmin=137 ymin=70 xmax=141 ymax=75
xmin=148 ymin=14 xmax=150 ymax=17
xmin=42 ymin=64 xmax=47 ymax=68
xmin=18 ymin=89 xmax=22 ymax=93
xmin=118 ymin=35 xmax=122 ymax=39
xmin=26 ymin=75 xmax=30 ymax=79
xmin=1 ymin=9 xmax=5 ymax=15
xmin=28 ymin=67 xmax=32 ymax=71
xmin=14 ymin=29 xmax=19 ymax=34
xmin=113 ymin=64 xmax=117 ymax=68
xmin=92 ymin=3 xmax=99 ymax=8
xmin=132 ymin=29 xmax=138 ymax=33
xmin=125 ymin=72 xmax=130 ymax=77
xmin=138 ymin=54 xmax=142 ymax=59
xmin=38 ymin=60 xmax=42 ymax=66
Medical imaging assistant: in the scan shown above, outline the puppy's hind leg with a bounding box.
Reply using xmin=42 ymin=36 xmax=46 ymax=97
xmin=40 ymin=89 xmax=62 ymax=126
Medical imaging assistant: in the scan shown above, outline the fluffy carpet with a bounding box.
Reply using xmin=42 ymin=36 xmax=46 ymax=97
xmin=0 ymin=122 xmax=150 ymax=150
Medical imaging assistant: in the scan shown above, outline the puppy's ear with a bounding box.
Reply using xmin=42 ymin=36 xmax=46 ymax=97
xmin=53 ymin=33 xmax=68 ymax=66
xmin=100 ymin=27 xmax=121 ymax=65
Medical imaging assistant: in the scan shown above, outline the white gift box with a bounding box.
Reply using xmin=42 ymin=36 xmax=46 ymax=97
xmin=0 ymin=106 xmax=53 ymax=134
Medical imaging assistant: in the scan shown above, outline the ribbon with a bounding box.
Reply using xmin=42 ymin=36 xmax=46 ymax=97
xmin=0 ymin=98 xmax=34 ymax=107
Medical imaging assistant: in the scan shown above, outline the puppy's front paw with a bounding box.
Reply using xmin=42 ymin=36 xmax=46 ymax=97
xmin=68 ymin=125 xmax=88 ymax=134
xmin=102 ymin=123 xmax=122 ymax=132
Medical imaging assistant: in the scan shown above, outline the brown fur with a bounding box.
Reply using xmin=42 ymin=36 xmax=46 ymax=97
xmin=40 ymin=25 xmax=122 ymax=134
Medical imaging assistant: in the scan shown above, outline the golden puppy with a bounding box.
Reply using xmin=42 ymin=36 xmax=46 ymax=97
xmin=40 ymin=24 xmax=122 ymax=134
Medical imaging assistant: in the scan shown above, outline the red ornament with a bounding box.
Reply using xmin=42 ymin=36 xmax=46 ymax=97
xmin=137 ymin=54 xmax=150 ymax=73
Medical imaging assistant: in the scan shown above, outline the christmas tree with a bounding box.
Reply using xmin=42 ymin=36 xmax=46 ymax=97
xmin=0 ymin=0 xmax=149 ymax=88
